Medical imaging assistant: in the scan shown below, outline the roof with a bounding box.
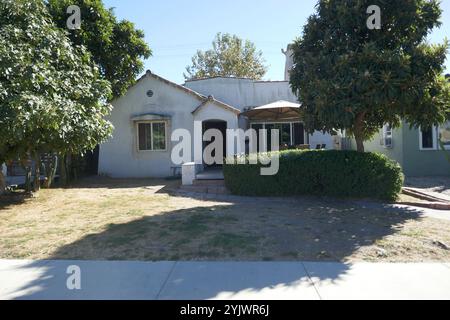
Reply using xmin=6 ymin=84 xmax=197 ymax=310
xmin=117 ymin=70 xmax=242 ymax=114
xmin=185 ymin=76 xmax=289 ymax=84
xmin=145 ymin=70 xmax=207 ymax=101
xmin=185 ymin=76 xmax=254 ymax=83
xmin=250 ymin=100 xmax=301 ymax=110
xmin=192 ymin=96 xmax=241 ymax=115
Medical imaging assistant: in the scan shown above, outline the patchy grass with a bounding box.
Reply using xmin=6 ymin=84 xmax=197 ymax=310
xmin=0 ymin=177 xmax=449 ymax=262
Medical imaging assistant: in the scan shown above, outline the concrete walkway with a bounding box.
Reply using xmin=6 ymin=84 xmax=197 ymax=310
xmin=1 ymin=259 xmax=449 ymax=300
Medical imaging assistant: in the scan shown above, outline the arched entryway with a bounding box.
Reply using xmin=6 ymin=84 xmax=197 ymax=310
xmin=202 ymin=119 xmax=227 ymax=167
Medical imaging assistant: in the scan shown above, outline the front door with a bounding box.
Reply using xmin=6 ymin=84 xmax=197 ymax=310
xmin=202 ymin=121 xmax=227 ymax=167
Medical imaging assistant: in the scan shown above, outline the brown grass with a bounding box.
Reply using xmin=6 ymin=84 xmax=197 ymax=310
xmin=0 ymin=177 xmax=449 ymax=262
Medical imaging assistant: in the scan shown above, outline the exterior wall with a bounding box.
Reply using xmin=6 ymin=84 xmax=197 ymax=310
xmin=357 ymin=121 xmax=450 ymax=176
xmin=309 ymin=132 xmax=334 ymax=150
xmin=401 ymin=125 xmax=450 ymax=176
xmin=98 ymin=75 xmax=202 ymax=178
xmin=193 ymin=101 xmax=240 ymax=156
xmin=184 ymin=77 xmax=298 ymax=110
xmin=185 ymin=77 xmax=333 ymax=148
xmin=361 ymin=125 xmax=404 ymax=169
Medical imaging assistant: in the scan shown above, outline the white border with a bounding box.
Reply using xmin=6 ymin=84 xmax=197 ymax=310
xmin=382 ymin=124 xmax=393 ymax=149
xmin=419 ymin=125 xmax=437 ymax=151
xmin=438 ymin=121 xmax=450 ymax=150
xmin=136 ymin=121 xmax=168 ymax=152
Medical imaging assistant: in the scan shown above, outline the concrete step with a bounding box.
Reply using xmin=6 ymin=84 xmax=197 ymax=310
xmin=179 ymin=185 xmax=208 ymax=193
xmin=402 ymin=187 xmax=450 ymax=203
xmin=179 ymin=185 xmax=230 ymax=195
xmin=193 ymin=179 xmax=225 ymax=186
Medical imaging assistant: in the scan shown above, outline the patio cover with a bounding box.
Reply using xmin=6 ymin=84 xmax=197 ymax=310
xmin=241 ymin=100 xmax=301 ymax=120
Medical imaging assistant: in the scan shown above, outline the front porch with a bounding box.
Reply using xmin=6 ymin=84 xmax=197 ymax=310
xmin=242 ymin=100 xmax=335 ymax=151
xmin=196 ymin=167 xmax=224 ymax=180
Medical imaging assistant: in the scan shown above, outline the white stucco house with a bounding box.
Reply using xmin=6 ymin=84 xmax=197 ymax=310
xmin=98 ymin=51 xmax=335 ymax=178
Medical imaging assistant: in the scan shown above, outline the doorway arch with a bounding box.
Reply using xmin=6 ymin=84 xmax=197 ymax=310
xmin=202 ymin=119 xmax=227 ymax=167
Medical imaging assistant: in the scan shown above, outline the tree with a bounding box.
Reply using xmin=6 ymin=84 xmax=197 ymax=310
xmin=0 ymin=0 xmax=113 ymax=192
xmin=184 ymin=33 xmax=267 ymax=80
xmin=290 ymin=0 xmax=450 ymax=152
xmin=47 ymin=0 xmax=151 ymax=98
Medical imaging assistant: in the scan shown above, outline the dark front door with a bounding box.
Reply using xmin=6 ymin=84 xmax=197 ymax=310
xmin=202 ymin=121 xmax=227 ymax=167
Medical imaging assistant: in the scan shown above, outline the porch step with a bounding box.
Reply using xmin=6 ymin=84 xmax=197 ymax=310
xmin=179 ymin=184 xmax=230 ymax=195
xmin=193 ymin=179 xmax=225 ymax=186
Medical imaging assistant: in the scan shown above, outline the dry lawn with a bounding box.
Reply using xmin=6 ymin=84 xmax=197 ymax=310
xmin=0 ymin=177 xmax=449 ymax=262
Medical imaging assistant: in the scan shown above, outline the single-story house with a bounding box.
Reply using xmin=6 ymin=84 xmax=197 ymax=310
xmin=97 ymin=71 xmax=335 ymax=178
xmin=98 ymin=47 xmax=450 ymax=178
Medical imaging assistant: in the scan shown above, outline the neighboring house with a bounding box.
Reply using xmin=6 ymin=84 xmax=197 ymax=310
xmin=356 ymin=121 xmax=450 ymax=176
xmin=360 ymin=74 xmax=450 ymax=176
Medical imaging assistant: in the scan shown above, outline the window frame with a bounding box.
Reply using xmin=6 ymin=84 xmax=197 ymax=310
xmin=250 ymin=121 xmax=307 ymax=146
xmin=438 ymin=121 xmax=450 ymax=151
xmin=136 ymin=121 xmax=168 ymax=152
xmin=419 ymin=125 xmax=438 ymax=151
xmin=382 ymin=123 xmax=393 ymax=149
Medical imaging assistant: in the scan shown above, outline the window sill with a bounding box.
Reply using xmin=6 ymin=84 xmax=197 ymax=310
xmin=137 ymin=149 xmax=168 ymax=153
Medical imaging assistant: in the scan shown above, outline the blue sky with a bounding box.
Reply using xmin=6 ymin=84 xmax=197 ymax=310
xmin=104 ymin=0 xmax=450 ymax=84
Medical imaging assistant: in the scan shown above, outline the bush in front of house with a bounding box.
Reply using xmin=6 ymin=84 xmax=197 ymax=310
xmin=223 ymin=150 xmax=404 ymax=201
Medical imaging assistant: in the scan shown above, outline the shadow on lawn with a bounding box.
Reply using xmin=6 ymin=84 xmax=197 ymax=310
xmin=5 ymin=196 xmax=426 ymax=300
xmin=69 ymin=176 xmax=180 ymax=192
xmin=0 ymin=192 xmax=29 ymax=211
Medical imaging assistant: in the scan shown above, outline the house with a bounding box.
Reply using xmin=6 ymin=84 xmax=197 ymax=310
xmin=358 ymin=74 xmax=450 ymax=176
xmin=98 ymin=48 xmax=450 ymax=178
xmin=355 ymin=121 xmax=450 ymax=176
xmin=97 ymin=67 xmax=334 ymax=178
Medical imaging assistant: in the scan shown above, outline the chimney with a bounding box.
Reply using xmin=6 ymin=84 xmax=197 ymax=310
xmin=282 ymin=44 xmax=294 ymax=81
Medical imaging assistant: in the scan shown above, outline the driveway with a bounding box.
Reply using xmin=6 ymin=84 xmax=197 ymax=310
xmin=405 ymin=176 xmax=450 ymax=201
xmin=0 ymin=259 xmax=449 ymax=300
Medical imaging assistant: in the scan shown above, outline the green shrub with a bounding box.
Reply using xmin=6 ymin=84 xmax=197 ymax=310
xmin=223 ymin=150 xmax=404 ymax=201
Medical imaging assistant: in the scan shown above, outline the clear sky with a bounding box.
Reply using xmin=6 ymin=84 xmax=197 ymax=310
xmin=104 ymin=0 xmax=449 ymax=84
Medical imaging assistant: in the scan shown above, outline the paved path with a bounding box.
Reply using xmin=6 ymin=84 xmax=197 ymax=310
xmin=1 ymin=259 xmax=449 ymax=300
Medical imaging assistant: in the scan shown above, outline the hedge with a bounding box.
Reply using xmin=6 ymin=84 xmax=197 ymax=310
xmin=223 ymin=150 xmax=404 ymax=201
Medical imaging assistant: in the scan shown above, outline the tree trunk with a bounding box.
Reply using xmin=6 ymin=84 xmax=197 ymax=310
xmin=353 ymin=113 xmax=366 ymax=153
xmin=43 ymin=154 xmax=57 ymax=188
xmin=21 ymin=158 xmax=32 ymax=193
xmin=60 ymin=153 xmax=70 ymax=186
xmin=33 ymin=153 xmax=41 ymax=192
xmin=0 ymin=170 xmax=5 ymax=196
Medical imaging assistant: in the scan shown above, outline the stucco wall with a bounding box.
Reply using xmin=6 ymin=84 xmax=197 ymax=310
xmin=357 ymin=121 xmax=450 ymax=176
xmin=184 ymin=77 xmax=298 ymax=110
xmin=362 ymin=125 xmax=404 ymax=169
xmin=193 ymin=101 xmax=241 ymax=156
xmin=98 ymin=75 xmax=241 ymax=178
xmin=98 ymin=75 xmax=202 ymax=178
xmin=401 ymin=125 xmax=450 ymax=176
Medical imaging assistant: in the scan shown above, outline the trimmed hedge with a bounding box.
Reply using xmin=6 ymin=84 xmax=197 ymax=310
xmin=223 ymin=150 xmax=404 ymax=201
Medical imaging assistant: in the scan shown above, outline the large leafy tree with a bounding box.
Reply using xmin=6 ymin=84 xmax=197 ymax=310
xmin=0 ymin=0 xmax=113 ymax=192
xmin=185 ymin=33 xmax=267 ymax=80
xmin=47 ymin=0 xmax=151 ymax=98
xmin=290 ymin=0 xmax=450 ymax=152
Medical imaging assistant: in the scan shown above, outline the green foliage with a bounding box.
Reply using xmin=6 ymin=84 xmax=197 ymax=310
xmin=223 ymin=150 xmax=404 ymax=201
xmin=0 ymin=0 xmax=113 ymax=166
xmin=290 ymin=0 xmax=450 ymax=151
xmin=184 ymin=33 xmax=267 ymax=80
xmin=47 ymin=0 xmax=151 ymax=98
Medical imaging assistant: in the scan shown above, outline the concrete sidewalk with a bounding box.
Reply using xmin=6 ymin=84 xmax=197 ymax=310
xmin=1 ymin=260 xmax=449 ymax=300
